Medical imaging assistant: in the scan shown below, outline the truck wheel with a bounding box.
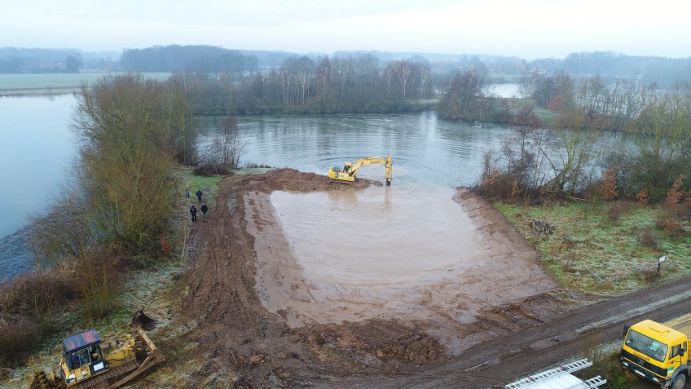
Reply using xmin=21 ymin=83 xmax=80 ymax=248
xmin=672 ymin=373 xmax=687 ymax=389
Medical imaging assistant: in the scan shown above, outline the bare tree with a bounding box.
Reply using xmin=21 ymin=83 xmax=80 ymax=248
xmin=202 ymin=116 xmax=244 ymax=168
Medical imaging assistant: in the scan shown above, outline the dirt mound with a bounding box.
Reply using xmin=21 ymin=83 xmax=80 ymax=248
xmin=238 ymin=168 xmax=373 ymax=193
xmin=298 ymin=319 xmax=445 ymax=369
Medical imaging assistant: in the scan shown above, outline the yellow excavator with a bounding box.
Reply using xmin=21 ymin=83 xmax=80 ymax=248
xmin=327 ymin=155 xmax=393 ymax=186
xmin=31 ymin=311 xmax=163 ymax=389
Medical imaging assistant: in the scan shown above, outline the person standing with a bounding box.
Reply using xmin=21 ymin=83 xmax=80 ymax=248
xmin=200 ymin=203 xmax=208 ymax=221
xmin=190 ymin=205 xmax=197 ymax=222
xmin=185 ymin=185 xmax=191 ymax=199
xmin=196 ymin=190 xmax=203 ymax=202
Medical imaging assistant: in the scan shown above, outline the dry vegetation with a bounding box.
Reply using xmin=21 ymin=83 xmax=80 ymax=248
xmin=0 ymin=75 xmax=200 ymax=371
xmin=496 ymin=199 xmax=690 ymax=294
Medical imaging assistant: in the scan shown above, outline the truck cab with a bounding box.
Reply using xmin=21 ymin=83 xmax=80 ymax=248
xmin=621 ymin=317 xmax=690 ymax=389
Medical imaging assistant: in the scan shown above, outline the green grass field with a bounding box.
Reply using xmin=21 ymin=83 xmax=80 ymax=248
xmin=495 ymin=201 xmax=691 ymax=295
xmin=0 ymin=72 xmax=171 ymax=91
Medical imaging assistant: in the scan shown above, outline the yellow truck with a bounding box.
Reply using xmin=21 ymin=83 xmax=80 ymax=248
xmin=621 ymin=314 xmax=691 ymax=389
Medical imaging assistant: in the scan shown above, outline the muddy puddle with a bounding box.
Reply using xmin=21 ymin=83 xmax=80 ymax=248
xmin=245 ymin=185 xmax=556 ymax=354
xmin=272 ymin=187 xmax=484 ymax=285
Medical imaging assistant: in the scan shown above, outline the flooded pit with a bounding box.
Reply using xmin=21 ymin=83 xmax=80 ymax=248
xmin=245 ymin=185 xmax=556 ymax=352
xmin=272 ymin=187 xmax=484 ymax=285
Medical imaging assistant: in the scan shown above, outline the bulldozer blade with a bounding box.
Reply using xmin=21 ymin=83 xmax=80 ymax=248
xmin=110 ymin=328 xmax=164 ymax=388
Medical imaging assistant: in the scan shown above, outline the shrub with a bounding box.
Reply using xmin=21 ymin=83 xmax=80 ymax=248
xmin=0 ymin=271 xmax=75 ymax=317
xmin=656 ymin=217 xmax=684 ymax=239
xmin=0 ymin=271 xmax=72 ymax=368
xmin=635 ymin=227 xmax=658 ymax=249
xmin=244 ymin=162 xmax=273 ymax=169
xmin=607 ymin=204 xmax=628 ymax=224
xmin=599 ymin=169 xmax=618 ymax=200
xmin=193 ymin=163 xmax=231 ymax=176
xmin=75 ymin=253 xmax=121 ymax=319
xmin=635 ymin=190 xmax=649 ymax=205
xmin=0 ymin=317 xmax=43 ymax=368
xmin=664 ymin=175 xmax=685 ymax=207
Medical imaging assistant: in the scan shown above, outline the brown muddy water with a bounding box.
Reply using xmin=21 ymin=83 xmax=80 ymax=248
xmin=246 ymin=186 xmax=556 ymax=354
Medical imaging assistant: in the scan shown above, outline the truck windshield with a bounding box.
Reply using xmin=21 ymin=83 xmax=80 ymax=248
xmin=625 ymin=329 xmax=668 ymax=362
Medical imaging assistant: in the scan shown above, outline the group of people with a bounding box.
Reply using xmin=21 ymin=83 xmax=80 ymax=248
xmin=186 ymin=186 xmax=208 ymax=222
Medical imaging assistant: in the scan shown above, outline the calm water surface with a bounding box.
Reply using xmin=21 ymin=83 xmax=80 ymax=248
xmin=198 ymin=112 xmax=510 ymax=189
xmin=0 ymin=95 xmax=76 ymax=279
xmin=1 ymin=93 xmax=621 ymax=279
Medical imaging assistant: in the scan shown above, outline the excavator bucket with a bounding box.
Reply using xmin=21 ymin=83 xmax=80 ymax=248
xmin=131 ymin=310 xmax=156 ymax=331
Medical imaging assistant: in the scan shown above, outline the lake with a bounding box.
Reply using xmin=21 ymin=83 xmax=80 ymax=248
xmin=197 ymin=113 xmax=509 ymax=189
xmin=0 ymin=92 xmax=619 ymax=280
xmin=0 ymin=94 xmax=76 ymax=279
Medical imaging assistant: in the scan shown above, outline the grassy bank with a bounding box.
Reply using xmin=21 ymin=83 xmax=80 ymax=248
xmin=0 ymin=166 xmax=234 ymax=386
xmin=495 ymin=201 xmax=691 ymax=295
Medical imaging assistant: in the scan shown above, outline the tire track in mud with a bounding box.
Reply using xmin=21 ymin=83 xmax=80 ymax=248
xmin=325 ymin=275 xmax=691 ymax=388
xmin=178 ymin=170 xmax=382 ymax=386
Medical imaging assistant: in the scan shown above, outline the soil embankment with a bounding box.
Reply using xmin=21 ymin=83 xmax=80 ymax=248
xmin=176 ymin=170 xmax=569 ymax=386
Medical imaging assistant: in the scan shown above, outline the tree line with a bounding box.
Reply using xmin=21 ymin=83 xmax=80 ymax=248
xmin=120 ymin=45 xmax=258 ymax=74
xmin=178 ymin=54 xmax=434 ymax=115
xmin=533 ymin=51 xmax=691 ymax=87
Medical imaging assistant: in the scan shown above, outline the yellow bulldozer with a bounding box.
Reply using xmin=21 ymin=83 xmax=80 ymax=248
xmin=327 ymin=155 xmax=393 ymax=186
xmin=32 ymin=311 xmax=164 ymax=389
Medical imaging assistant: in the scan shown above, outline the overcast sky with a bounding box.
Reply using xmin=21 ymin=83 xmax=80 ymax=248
xmin=1 ymin=0 xmax=690 ymax=58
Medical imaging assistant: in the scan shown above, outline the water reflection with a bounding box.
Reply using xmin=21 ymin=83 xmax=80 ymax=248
xmin=0 ymin=95 xmax=76 ymax=279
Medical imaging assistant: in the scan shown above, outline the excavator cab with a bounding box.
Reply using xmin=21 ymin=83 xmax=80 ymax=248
xmin=60 ymin=329 xmax=109 ymax=386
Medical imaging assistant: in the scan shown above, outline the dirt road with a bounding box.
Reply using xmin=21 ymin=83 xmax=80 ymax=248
xmin=177 ymin=169 xmax=690 ymax=388
xmin=326 ymin=274 xmax=691 ymax=388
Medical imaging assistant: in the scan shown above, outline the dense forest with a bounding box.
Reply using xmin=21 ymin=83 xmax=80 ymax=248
xmin=120 ymin=45 xmax=259 ymax=73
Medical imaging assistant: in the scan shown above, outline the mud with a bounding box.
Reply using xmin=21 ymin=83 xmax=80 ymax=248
xmin=176 ymin=170 xmax=568 ymax=386
xmin=248 ymin=186 xmax=558 ymax=355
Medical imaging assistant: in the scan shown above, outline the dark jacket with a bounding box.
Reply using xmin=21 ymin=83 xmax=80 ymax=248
xmin=190 ymin=205 xmax=197 ymax=214
xmin=200 ymin=204 xmax=208 ymax=213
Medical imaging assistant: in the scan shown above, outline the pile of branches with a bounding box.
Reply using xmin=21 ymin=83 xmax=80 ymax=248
xmin=529 ymin=219 xmax=556 ymax=235
xmin=193 ymin=163 xmax=232 ymax=176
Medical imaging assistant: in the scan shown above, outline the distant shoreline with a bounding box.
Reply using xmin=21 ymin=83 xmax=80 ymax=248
xmin=0 ymin=87 xmax=76 ymax=97
xmin=0 ymin=72 xmax=171 ymax=97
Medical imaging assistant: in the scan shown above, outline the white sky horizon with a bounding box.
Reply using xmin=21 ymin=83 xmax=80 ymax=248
xmin=2 ymin=0 xmax=690 ymax=59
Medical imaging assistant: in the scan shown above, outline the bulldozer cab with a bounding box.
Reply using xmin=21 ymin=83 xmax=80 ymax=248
xmin=61 ymin=329 xmax=108 ymax=385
